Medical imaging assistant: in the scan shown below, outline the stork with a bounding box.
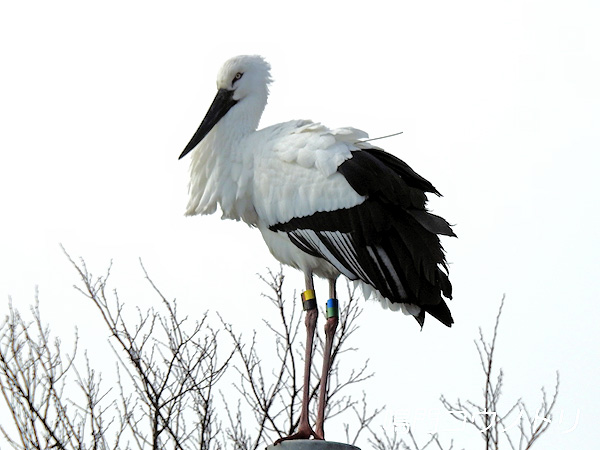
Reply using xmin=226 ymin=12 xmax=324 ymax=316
xmin=179 ymin=55 xmax=455 ymax=442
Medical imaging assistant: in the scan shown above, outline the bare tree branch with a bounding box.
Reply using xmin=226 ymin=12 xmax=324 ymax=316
xmin=438 ymin=296 xmax=559 ymax=450
xmin=2 ymin=255 xmax=557 ymax=450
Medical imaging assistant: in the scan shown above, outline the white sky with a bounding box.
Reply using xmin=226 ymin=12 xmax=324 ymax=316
xmin=1 ymin=1 xmax=599 ymax=448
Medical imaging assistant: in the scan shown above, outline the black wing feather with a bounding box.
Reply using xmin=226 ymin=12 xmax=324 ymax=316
xmin=270 ymin=147 xmax=455 ymax=327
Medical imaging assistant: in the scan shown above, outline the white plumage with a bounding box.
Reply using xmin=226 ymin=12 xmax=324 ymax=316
xmin=180 ymin=55 xmax=454 ymax=324
xmin=179 ymin=55 xmax=455 ymax=441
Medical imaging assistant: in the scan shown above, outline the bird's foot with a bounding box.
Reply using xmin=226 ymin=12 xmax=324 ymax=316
xmin=273 ymin=425 xmax=323 ymax=445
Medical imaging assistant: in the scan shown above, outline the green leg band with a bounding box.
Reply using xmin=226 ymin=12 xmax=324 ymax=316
xmin=326 ymin=298 xmax=339 ymax=318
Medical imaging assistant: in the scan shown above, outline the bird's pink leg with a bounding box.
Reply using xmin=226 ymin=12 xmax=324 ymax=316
xmin=274 ymin=273 xmax=322 ymax=444
xmin=315 ymin=279 xmax=339 ymax=439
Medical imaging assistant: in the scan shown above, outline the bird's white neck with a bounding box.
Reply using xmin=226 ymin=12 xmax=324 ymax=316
xmin=184 ymin=92 xmax=267 ymax=224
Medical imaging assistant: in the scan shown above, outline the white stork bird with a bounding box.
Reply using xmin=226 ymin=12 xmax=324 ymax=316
xmin=179 ymin=55 xmax=455 ymax=442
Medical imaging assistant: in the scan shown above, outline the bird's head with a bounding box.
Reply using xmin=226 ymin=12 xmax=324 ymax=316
xmin=216 ymin=55 xmax=272 ymax=102
xmin=179 ymin=55 xmax=272 ymax=159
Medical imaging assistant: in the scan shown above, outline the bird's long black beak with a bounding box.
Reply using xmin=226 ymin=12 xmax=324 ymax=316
xmin=179 ymin=88 xmax=238 ymax=159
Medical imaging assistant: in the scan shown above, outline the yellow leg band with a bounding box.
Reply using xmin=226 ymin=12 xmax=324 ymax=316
xmin=302 ymin=289 xmax=317 ymax=310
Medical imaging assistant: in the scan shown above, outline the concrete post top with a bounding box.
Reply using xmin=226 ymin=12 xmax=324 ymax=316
xmin=266 ymin=440 xmax=360 ymax=450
